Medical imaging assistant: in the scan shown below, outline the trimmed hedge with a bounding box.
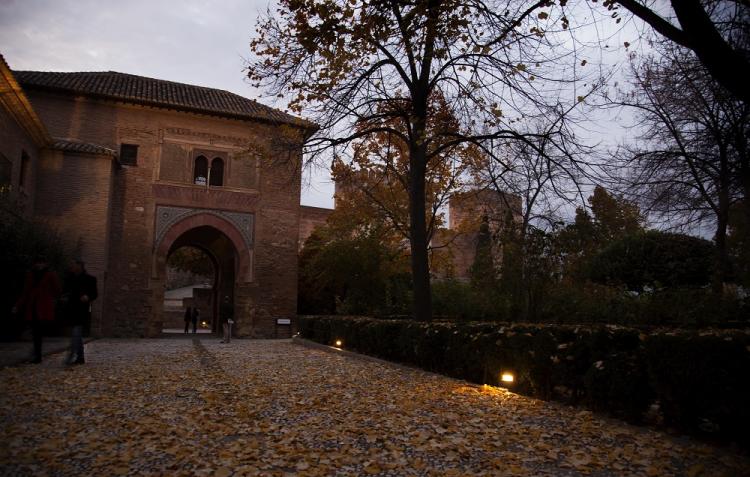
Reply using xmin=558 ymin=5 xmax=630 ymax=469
xmin=299 ymin=316 xmax=750 ymax=446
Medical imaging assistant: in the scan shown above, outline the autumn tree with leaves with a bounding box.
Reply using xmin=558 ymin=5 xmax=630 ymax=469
xmin=555 ymin=186 xmax=643 ymax=282
xmin=298 ymin=184 xmax=413 ymax=315
xmin=333 ymin=94 xmax=479 ymax=246
xmin=249 ymin=0 xmax=591 ymax=321
xmin=167 ymin=247 xmax=215 ymax=278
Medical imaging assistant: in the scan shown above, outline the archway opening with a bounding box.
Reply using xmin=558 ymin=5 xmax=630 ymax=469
xmin=163 ymin=246 xmax=216 ymax=334
xmin=160 ymin=225 xmax=237 ymax=335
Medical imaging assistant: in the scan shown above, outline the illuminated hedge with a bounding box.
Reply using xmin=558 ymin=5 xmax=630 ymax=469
xmin=298 ymin=316 xmax=750 ymax=446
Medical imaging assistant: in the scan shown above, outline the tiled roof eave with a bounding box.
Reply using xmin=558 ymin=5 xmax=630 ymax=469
xmin=0 ymin=57 xmax=52 ymax=146
xmin=21 ymin=82 xmax=318 ymax=132
xmin=49 ymin=138 xmax=118 ymax=157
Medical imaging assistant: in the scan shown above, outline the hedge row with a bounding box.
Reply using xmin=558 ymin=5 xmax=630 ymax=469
xmin=298 ymin=316 xmax=750 ymax=446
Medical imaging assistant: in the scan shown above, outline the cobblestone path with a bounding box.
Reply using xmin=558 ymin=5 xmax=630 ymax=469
xmin=0 ymin=339 xmax=747 ymax=476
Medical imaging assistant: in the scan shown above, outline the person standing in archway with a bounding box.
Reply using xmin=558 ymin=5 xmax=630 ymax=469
xmin=12 ymin=256 xmax=62 ymax=364
xmin=192 ymin=307 xmax=199 ymax=333
xmin=62 ymin=259 xmax=97 ymax=365
xmin=220 ymin=296 xmax=234 ymax=343
xmin=183 ymin=306 xmax=192 ymax=334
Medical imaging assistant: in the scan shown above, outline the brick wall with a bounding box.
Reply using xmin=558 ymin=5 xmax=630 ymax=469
xmin=449 ymin=189 xmax=522 ymax=232
xmin=299 ymin=205 xmax=333 ymax=249
xmin=25 ymin=90 xmax=305 ymax=338
xmin=159 ymin=142 xmax=190 ymax=182
xmin=431 ymin=229 xmax=478 ymax=280
xmin=33 ymin=149 xmax=115 ymax=334
xmin=227 ymin=151 xmax=259 ymax=189
xmin=0 ymin=106 xmax=39 ymax=216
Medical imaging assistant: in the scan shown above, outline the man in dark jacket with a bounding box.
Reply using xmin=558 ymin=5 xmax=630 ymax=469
xmin=63 ymin=259 xmax=97 ymax=365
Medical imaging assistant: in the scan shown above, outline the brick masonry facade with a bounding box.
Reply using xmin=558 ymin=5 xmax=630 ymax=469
xmin=7 ymin=80 xmax=310 ymax=338
xmin=0 ymin=105 xmax=39 ymax=215
xmin=432 ymin=190 xmax=523 ymax=280
xmin=298 ymin=205 xmax=333 ymax=249
xmin=0 ymin=58 xmax=48 ymax=216
xmin=4 ymin=64 xmax=522 ymax=334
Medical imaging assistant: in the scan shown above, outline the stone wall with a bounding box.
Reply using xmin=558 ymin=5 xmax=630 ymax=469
xmin=429 ymin=189 xmax=523 ymax=281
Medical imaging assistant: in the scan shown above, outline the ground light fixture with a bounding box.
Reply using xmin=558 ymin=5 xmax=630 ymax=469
xmin=500 ymin=372 xmax=515 ymax=384
xmin=335 ymin=340 xmax=343 ymax=348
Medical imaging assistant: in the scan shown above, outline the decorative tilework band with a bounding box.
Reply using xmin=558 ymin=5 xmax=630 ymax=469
xmin=154 ymin=206 xmax=254 ymax=251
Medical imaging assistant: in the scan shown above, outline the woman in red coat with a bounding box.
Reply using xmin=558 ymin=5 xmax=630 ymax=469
xmin=12 ymin=256 xmax=62 ymax=363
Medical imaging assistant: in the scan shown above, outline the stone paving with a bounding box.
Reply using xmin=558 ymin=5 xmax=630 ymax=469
xmin=0 ymin=338 xmax=747 ymax=476
xmin=0 ymin=337 xmax=73 ymax=368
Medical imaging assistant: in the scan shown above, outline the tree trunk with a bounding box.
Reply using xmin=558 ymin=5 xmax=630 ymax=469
xmin=741 ymin=144 xmax=750 ymax=238
xmin=408 ymin=147 xmax=433 ymax=322
xmin=518 ymin=227 xmax=531 ymax=321
xmin=618 ymin=0 xmax=750 ymax=104
xmin=670 ymin=0 xmax=750 ymax=105
xmin=714 ymin=211 xmax=729 ymax=295
xmin=713 ymin=150 xmax=731 ymax=294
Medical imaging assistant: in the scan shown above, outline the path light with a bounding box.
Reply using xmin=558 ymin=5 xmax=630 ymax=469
xmin=501 ymin=372 xmax=515 ymax=384
xmin=335 ymin=340 xmax=343 ymax=348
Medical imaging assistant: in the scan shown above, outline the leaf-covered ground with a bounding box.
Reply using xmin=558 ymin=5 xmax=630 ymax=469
xmin=0 ymin=339 xmax=747 ymax=476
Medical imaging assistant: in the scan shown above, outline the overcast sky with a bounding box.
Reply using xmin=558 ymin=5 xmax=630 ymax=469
xmin=1 ymin=0 xmax=659 ymax=217
xmin=0 ymin=0 xmax=336 ymax=208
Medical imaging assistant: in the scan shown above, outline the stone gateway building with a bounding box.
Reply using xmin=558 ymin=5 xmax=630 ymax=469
xmin=1 ymin=55 xmax=317 ymax=338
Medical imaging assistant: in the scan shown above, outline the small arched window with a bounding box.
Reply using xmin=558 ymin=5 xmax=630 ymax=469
xmin=209 ymin=157 xmax=224 ymax=186
xmin=194 ymin=156 xmax=208 ymax=185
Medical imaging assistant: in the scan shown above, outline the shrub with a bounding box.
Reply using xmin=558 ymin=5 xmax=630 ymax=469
xmin=431 ymin=280 xmax=472 ymax=319
xmin=587 ymin=231 xmax=714 ymax=291
xmin=583 ymin=352 xmax=653 ymax=422
xmin=431 ymin=279 xmax=510 ymax=321
xmin=299 ymin=316 xmax=750 ymax=446
xmin=535 ymin=283 xmax=746 ymax=328
xmin=645 ymin=331 xmax=750 ymax=440
xmin=298 ymin=230 xmax=411 ymax=316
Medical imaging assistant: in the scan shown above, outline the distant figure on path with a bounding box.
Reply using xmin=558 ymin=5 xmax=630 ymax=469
xmin=192 ymin=307 xmax=199 ymax=333
xmin=220 ymin=296 xmax=234 ymax=343
xmin=184 ymin=306 xmax=192 ymax=333
xmin=62 ymin=259 xmax=97 ymax=365
xmin=12 ymin=256 xmax=62 ymax=363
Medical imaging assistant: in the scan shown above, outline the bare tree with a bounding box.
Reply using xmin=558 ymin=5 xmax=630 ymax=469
xmin=599 ymin=0 xmax=750 ymax=104
xmin=480 ymin=124 xmax=589 ymax=237
xmin=248 ymin=0 xmax=594 ymax=320
xmin=609 ymin=44 xmax=749 ymax=290
xmin=472 ymin=126 xmax=585 ymax=316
